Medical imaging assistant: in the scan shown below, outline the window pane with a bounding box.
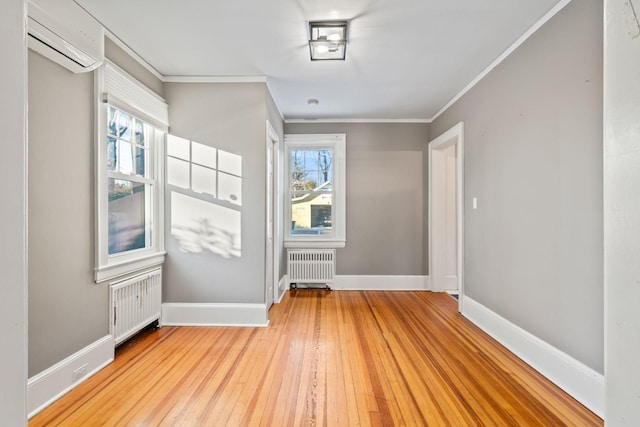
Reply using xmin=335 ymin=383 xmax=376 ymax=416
xmin=290 ymin=150 xmax=304 ymax=168
xmin=167 ymin=134 xmax=190 ymax=160
xmin=192 ymin=164 xmax=216 ymax=197
xmin=318 ymin=150 xmax=333 ymax=185
xmin=291 ymin=192 xmax=332 ymax=235
xmin=108 ymin=179 xmax=147 ymax=254
xmin=291 ymin=149 xmax=333 ymax=190
xmin=114 ymin=141 xmax=146 ymax=177
xmin=135 ymin=145 xmax=146 ymax=177
xmin=291 ymin=151 xmax=308 ymax=191
xmin=304 ymin=150 xmax=319 ymax=170
xmin=286 ymin=136 xmax=344 ymax=241
xmin=292 ymin=172 xmax=316 ymax=191
xmin=111 ymin=109 xmax=131 ymax=141
xmin=291 ymin=176 xmax=308 ymax=191
xmin=192 ymin=142 xmax=216 ymax=168
xmin=107 ymin=136 xmax=117 ymax=171
xmin=107 ymin=106 xmax=117 ymax=137
xmin=291 ymin=171 xmax=306 ymax=191
xmin=307 ymin=173 xmax=319 ymax=190
xmin=320 ymin=178 xmax=332 ymax=191
xmin=134 ymin=119 xmax=147 ymax=147
xmin=118 ymin=141 xmax=134 ymax=175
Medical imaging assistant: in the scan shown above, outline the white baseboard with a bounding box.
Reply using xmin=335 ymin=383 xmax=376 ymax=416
xmin=444 ymin=275 xmax=458 ymax=291
xmin=162 ymin=303 xmax=269 ymax=327
xmin=27 ymin=335 xmax=115 ymax=419
xmin=461 ymin=296 xmax=604 ymax=418
xmin=275 ymin=276 xmax=287 ymax=303
xmin=424 ymin=275 xmax=432 ymax=290
xmin=332 ymin=275 xmax=431 ymax=291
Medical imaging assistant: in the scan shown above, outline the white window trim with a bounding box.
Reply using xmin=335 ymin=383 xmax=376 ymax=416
xmin=94 ymin=61 xmax=168 ymax=283
xmin=284 ymin=133 xmax=346 ymax=248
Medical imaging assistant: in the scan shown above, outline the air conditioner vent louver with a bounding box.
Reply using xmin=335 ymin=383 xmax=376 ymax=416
xmin=27 ymin=0 xmax=104 ymax=73
xmin=28 ymin=30 xmax=95 ymax=70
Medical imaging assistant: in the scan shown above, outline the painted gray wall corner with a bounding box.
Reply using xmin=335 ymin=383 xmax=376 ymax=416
xmin=284 ymin=122 xmax=429 ymax=276
xmin=0 ymin=0 xmax=28 ymax=423
xmin=422 ymin=137 xmax=430 ymax=276
xmin=264 ymin=87 xmax=287 ymax=281
xmin=430 ymin=0 xmax=603 ymax=373
xmin=604 ymin=0 xmax=640 ymax=423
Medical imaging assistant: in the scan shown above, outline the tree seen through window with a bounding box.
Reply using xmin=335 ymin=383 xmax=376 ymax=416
xmin=290 ymin=149 xmax=333 ymax=235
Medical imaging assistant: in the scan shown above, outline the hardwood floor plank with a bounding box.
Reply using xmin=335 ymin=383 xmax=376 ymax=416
xmin=29 ymin=291 xmax=602 ymax=427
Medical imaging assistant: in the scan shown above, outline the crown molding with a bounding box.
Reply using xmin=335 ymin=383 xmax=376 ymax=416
xmin=104 ymin=32 xmax=165 ymax=81
xmin=429 ymin=0 xmax=572 ymax=122
xmin=265 ymin=80 xmax=285 ymax=121
xmin=163 ymin=75 xmax=267 ymax=83
xmin=100 ymin=0 xmax=572 ymax=124
xmin=285 ymin=118 xmax=431 ymax=124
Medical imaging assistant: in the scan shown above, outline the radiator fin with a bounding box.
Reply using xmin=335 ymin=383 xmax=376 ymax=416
xmin=288 ymin=249 xmax=335 ymax=284
xmin=109 ymin=268 xmax=162 ymax=345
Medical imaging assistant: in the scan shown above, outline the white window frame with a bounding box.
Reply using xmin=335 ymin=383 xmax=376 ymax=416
xmin=284 ymin=134 xmax=346 ymax=248
xmin=94 ymin=61 xmax=168 ymax=283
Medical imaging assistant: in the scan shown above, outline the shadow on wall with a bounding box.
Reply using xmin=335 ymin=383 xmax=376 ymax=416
xmin=167 ymin=134 xmax=242 ymax=258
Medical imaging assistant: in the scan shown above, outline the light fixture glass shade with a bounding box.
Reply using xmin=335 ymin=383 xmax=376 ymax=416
xmin=309 ymin=21 xmax=347 ymax=61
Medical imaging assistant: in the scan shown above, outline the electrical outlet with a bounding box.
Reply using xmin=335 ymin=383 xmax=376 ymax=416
xmin=72 ymin=364 xmax=88 ymax=381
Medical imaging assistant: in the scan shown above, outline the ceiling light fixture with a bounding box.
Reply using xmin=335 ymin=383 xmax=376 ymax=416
xmin=309 ymin=20 xmax=348 ymax=61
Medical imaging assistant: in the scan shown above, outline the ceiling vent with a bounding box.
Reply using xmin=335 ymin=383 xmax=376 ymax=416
xmin=27 ymin=0 xmax=104 ymax=73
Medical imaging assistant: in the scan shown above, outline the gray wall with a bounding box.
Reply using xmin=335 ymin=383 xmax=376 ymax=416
xmin=284 ymin=123 xmax=429 ymax=275
xmin=164 ymin=83 xmax=269 ymax=303
xmin=430 ymin=0 xmax=603 ymax=373
xmin=105 ymin=37 xmax=164 ymax=97
xmin=27 ymin=38 xmax=167 ymax=377
xmin=265 ymin=88 xmax=284 ymax=139
xmin=28 ymin=51 xmax=109 ymax=376
xmin=604 ymin=0 xmax=640 ymax=423
xmin=0 ymin=0 xmax=28 ymax=422
xmin=264 ymin=89 xmax=287 ymax=281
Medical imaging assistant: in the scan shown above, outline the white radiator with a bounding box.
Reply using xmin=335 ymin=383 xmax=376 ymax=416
xmin=288 ymin=249 xmax=335 ymax=289
xmin=109 ymin=268 xmax=162 ymax=345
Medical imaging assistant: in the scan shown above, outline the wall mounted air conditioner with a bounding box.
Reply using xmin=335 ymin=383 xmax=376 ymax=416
xmin=27 ymin=0 xmax=104 ymax=73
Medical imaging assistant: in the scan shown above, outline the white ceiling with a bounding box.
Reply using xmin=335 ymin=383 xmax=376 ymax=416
xmin=76 ymin=0 xmax=563 ymax=121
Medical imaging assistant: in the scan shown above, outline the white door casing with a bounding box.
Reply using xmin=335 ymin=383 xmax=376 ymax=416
xmin=265 ymin=121 xmax=280 ymax=309
xmin=428 ymin=122 xmax=464 ymax=310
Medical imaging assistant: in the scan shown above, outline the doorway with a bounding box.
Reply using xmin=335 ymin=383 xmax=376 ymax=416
xmin=265 ymin=121 xmax=280 ymax=309
xmin=428 ymin=122 xmax=464 ymax=310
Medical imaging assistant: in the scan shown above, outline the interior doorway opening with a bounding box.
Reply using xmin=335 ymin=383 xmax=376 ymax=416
xmin=265 ymin=121 xmax=281 ymax=310
xmin=428 ymin=122 xmax=464 ymax=311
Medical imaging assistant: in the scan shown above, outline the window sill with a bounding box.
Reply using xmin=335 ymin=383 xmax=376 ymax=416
xmin=284 ymin=240 xmax=345 ymax=249
xmin=95 ymin=251 xmax=166 ymax=284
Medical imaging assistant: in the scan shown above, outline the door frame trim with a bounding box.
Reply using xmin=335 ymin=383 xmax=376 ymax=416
xmin=265 ymin=120 xmax=280 ymax=309
xmin=428 ymin=122 xmax=464 ymax=311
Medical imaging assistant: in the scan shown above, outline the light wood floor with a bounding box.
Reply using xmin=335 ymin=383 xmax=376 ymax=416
xmin=30 ymin=291 xmax=602 ymax=426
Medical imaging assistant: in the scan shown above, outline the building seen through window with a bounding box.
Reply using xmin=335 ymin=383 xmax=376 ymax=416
xmin=290 ymin=149 xmax=333 ymax=235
